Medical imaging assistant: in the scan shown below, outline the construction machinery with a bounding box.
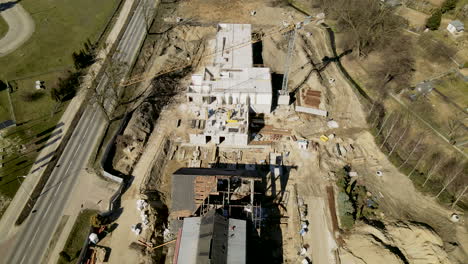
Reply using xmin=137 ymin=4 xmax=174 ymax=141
xmin=119 ymin=17 xmax=313 ymax=89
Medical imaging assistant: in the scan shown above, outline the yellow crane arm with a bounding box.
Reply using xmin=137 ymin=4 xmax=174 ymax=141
xmin=120 ymin=24 xmax=296 ymax=87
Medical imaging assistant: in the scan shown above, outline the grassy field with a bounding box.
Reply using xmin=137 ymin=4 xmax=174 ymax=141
xmin=0 ymin=89 xmax=12 ymax=121
xmin=436 ymin=73 xmax=468 ymax=107
xmin=9 ymin=72 xmax=67 ymax=123
xmin=0 ymin=0 xmax=120 ymax=80
xmin=58 ymin=210 xmax=97 ymax=264
xmin=0 ymin=15 xmax=8 ymax=39
xmin=0 ymin=0 xmax=120 ymax=211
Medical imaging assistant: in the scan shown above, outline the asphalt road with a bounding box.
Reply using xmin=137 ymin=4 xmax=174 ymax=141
xmin=0 ymin=0 xmax=35 ymax=57
xmin=4 ymin=1 xmax=149 ymax=263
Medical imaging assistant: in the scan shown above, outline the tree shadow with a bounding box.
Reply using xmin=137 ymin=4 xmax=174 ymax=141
xmin=0 ymin=1 xmax=21 ymax=12
xmin=270 ymin=73 xmax=284 ymax=111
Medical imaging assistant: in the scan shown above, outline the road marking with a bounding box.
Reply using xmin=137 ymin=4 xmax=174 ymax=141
xmin=18 ymin=108 xmax=99 ymax=264
xmin=8 ymin=2 xmax=149 ymax=262
xmin=54 ymin=182 xmax=63 ymax=197
xmin=31 ymin=111 xmax=105 ymax=263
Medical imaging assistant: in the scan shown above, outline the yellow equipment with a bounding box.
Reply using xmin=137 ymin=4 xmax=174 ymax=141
xmin=226 ymin=110 xmax=238 ymax=123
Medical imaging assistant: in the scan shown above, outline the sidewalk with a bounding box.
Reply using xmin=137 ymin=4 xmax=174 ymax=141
xmin=0 ymin=0 xmax=137 ymax=241
xmin=44 ymin=170 xmax=120 ymax=264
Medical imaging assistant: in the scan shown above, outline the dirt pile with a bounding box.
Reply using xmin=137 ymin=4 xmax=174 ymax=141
xmin=113 ymin=102 xmax=157 ymax=174
xmin=341 ymin=221 xmax=455 ymax=264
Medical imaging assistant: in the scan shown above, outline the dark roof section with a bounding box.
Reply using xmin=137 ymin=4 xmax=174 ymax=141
xmin=0 ymin=120 xmax=15 ymax=130
xmin=171 ymin=168 xmax=260 ymax=215
xmin=176 ymin=211 xmax=246 ymax=264
xmin=197 ymin=210 xmax=229 ymax=263
xmin=173 ymin=168 xmax=259 ymax=178
xmin=172 ymin=173 xmax=197 ymax=213
xmin=450 ymin=20 xmax=464 ymax=31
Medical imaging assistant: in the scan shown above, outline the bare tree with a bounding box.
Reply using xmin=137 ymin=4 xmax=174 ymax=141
xmin=436 ymin=164 xmax=465 ymax=198
xmin=422 ymin=153 xmax=444 ymax=186
xmin=326 ymin=0 xmax=406 ymax=57
xmin=389 ymin=122 xmax=409 ymax=156
xmin=418 ymin=34 xmax=457 ymax=64
xmin=398 ymin=134 xmax=425 ymax=169
xmin=409 ymin=152 xmax=427 ymax=178
xmin=452 ymin=185 xmax=468 ymax=209
xmin=377 ymin=113 xmax=393 ymax=137
xmin=90 ymin=58 xmax=128 ymax=122
xmin=380 ymin=114 xmax=400 ymax=148
xmin=370 ymin=34 xmax=415 ymax=94
xmin=369 ymin=101 xmax=385 ymax=127
xmin=399 ymin=135 xmax=425 ymax=169
xmin=447 ymin=115 xmax=464 ymax=141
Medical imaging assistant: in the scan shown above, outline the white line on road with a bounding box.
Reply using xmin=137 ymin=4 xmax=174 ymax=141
xmin=18 ymin=108 xmax=99 ymax=264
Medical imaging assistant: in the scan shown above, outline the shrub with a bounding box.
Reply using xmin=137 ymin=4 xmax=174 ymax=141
xmin=426 ymin=9 xmax=442 ymax=30
xmin=0 ymin=80 xmax=6 ymax=91
xmin=50 ymin=71 xmax=81 ymax=102
xmin=59 ymin=251 xmax=71 ymax=262
xmin=337 ymin=191 xmax=355 ymax=229
xmin=72 ymin=39 xmax=96 ymax=70
xmin=441 ymin=0 xmax=457 ymax=13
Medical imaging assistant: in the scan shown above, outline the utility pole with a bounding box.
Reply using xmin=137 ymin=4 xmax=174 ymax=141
xmin=452 ymin=185 xmax=468 ymax=209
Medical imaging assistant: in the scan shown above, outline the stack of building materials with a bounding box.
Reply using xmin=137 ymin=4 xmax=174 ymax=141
xmin=295 ymin=88 xmax=327 ymax=117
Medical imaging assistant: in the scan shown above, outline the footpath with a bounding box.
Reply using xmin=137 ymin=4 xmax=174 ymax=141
xmin=0 ymin=0 xmax=137 ymax=241
xmin=0 ymin=0 xmax=35 ymax=56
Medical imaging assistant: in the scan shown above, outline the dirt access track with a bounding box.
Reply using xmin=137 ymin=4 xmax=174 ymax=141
xmin=0 ymin=0 xmax=35 ymax=57
xmin=92 ymin=0 xmax=468 ymax=263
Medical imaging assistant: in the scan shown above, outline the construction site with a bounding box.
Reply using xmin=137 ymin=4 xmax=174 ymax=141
xmin=76 ymin=1 xmax=468 ymax=264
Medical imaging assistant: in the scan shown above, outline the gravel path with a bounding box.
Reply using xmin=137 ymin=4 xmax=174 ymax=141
xmin=0 ymin=0 xmax=35 ymax=57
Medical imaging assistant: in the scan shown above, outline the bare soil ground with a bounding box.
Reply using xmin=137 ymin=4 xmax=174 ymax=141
xmin=397 ymin=6 xmax=429 ymax=29
xmin=427 ymin=0 xmax=446 ymax=7
xmin=97 ymin=1 xmax=468 ymax=263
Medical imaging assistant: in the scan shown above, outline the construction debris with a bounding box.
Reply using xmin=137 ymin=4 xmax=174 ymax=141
xmin=131 ymin=224 xmax=141 ymax=235
xmin=89 ymin=233 xmax=99 ymax=244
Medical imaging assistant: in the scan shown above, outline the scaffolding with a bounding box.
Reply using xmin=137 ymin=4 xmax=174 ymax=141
xmin=197 ymin=176 xmax=264 ymax=231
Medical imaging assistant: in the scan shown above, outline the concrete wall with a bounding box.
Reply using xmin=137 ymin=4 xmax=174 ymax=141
xmin=189 ymin=134 xmax=207 ymax=144
xmin=295 ymin=106 xmax=328 ymax=117
xmin=187 ymin=92 xmax=272 ymax=114
xmin=189 ymin=133 xmax=248 ymax=146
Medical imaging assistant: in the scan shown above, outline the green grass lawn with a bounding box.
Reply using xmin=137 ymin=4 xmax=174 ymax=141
xmin=436 ymin=73 xmax=468 ymax=108
xmin=10 ymin=72 xmax=66 ymax=123
xmin=0 ymin=0 xmax=120 ymax=80
xmin=0 ymin=89 xmax=12 ymax=121
xmin=0 ymin=0 xmax=120 ymax=212
xmin=0 ymin=15 xmax=8 ymax=39
xmin=0 ymin=71 xmax=68 ymax=200
xmin=58 ymin=210 xmax=97 ymax=264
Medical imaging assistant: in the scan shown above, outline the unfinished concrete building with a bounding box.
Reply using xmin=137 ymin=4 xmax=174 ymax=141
xmin=170 ymin=168 xmax=262 ymax=229
xmin=173 ymin=210 xmax=247 ymax=264
xmin=188 ymin=104 xmax=249 ymax=145
xmin=186 ymin=24 xmax=273 ymax=114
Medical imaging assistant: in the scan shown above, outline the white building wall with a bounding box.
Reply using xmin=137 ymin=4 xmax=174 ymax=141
xmin=256 ymin=93 xmax=272 ymax=105
xmin=447 ymin=24 xmax=456 ymax=33
xmin=189 ymin=134 xmax=207 ymax=145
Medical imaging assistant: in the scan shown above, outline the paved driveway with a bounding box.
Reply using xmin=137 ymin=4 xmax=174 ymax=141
xmin=0 ymin=0 xmax=35 ymax=57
